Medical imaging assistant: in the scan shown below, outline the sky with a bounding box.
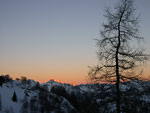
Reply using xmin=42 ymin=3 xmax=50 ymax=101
xmin=0 ymin=0 xmax=150 ymax=84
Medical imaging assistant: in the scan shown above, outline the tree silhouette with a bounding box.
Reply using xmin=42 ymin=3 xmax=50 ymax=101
xmin=0 ymin=94 xmax=1 ymax=111
xmin=12 ymin=91 xmax=17 ymax=102
xmin=88 ymin=0 xmax=149 ymax=113
xmin=0 ymin=76 xmax=3 ymax=87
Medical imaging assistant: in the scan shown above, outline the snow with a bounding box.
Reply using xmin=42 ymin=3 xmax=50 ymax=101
xmin=0 ymin=76 xmax=150 ymax=113
xmin=0 ymin=79 xmax=38 ymax=113
xmin=120 ymin=84 xmax=129 ymax=92
xmin=0 ymin=81 xmax=25 ymax=113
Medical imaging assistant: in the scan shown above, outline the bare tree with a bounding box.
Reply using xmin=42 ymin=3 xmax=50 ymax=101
xmin=88 ymin=0 xmax=149 ymax=113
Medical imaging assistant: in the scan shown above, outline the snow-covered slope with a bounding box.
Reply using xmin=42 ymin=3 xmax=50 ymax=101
xmin=0 ymin=81 xmax=24 ymax=113
xmin=0 ymin=75 xmax=150 ymax=113
xmin=0 ymin=76 xmax=77 ymax=113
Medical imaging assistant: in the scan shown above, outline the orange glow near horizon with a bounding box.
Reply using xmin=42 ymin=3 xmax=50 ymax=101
xmin=1 ymin=66 xmax=150 ymax=85
xmin=48 ymin=78 xmax=77 ymax=86
xmin=0 ymin=54 xmax=95 ymax=85
xmin=0 ymin=70 xmax=89 ymax=85
xmin=0 ymin=51 xmax=149 ymax=85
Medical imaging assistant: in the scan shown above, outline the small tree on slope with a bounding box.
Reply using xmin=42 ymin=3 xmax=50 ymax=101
xmin=12 ymin=91 xmax=17 ymax=102
xmin=0 ymin=94 xmax=1 ymax=111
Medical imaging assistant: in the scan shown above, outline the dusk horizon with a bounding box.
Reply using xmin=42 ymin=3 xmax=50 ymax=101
xmin=1 ymin=0 xmax=150 ymax=84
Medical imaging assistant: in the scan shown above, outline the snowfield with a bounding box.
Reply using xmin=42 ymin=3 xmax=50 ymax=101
xmin=0 ymin=75 xmax=150 ymax=113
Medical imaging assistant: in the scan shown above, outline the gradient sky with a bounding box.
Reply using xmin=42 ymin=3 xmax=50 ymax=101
xmin=0 ymin=0 xmax=150 ymax=84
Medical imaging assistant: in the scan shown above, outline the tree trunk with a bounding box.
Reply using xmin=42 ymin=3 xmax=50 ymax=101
xmin=116 ymin=13 xmax=122 ymax=113
xmin=116 ymin=45 xmax=121 ymax=113
xmin=116 ymin=68 xmax=120 ymax=113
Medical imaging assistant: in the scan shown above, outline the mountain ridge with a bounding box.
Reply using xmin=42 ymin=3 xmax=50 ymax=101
xmin=0 ymin=75 xmax=150 ymax=113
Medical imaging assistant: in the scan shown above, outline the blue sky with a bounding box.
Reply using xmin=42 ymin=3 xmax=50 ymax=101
xmin=0 ymin=0 xmax=150 ymax=84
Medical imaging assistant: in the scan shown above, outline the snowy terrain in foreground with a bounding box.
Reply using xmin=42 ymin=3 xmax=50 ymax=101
xmin=0 ymin=75 xmax=150 ymax=113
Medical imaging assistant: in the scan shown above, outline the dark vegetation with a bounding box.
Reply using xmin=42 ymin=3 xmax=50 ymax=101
xmin=40 ymin=80 xmax=150 ymax=113
xmin=0 ymin=94 xmax=1 ymax=111
xmin=12 ymin=91 xmax=17 ymax=102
